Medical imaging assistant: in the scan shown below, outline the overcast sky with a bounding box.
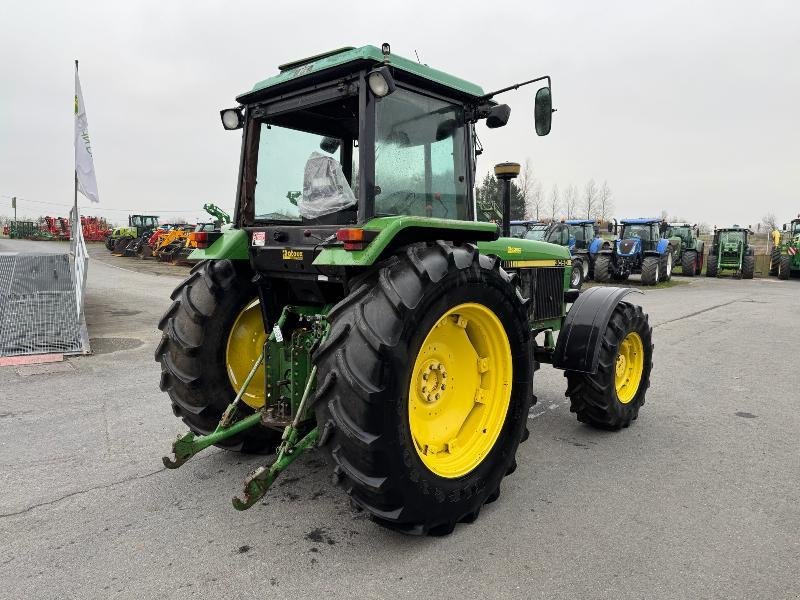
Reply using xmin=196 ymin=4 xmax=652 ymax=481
xmin=1 ymin=0 xmax=798 ymax=227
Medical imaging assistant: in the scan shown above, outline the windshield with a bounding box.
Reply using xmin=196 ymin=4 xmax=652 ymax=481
xmin=526 ymin=225 xmax=548 ymax=240
xmin=621 ymin=224 xmax=652 ymax=241
xmin=374 ymin=89 xmax=469 ymax=220
xmin=719 ymin=231 xmax=745 ymax=246
xmin=792 ymin=221 xmax=800 ymax=235
xmin=510 ymin=224 xmax=528 ymax=238
xmin=666 ymin=226 xmax=691 ymax=239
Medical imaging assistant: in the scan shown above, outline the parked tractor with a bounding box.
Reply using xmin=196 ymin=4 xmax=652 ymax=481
xmin=156 ymin=44 xmax=654 ymax=535
xmin=706 ymin=226 xmax=754 ymax=278
xmin=540 ymin=219 xmax=601 ymax=288
xmin=770 ymin=218 xmax=800 ymax=279
xmin=106 ymin=214 xmax=159 ymax=253
xmin=594 ymin=218 xmax=673 ymax=285
xmin=663 ymin=222 xmax=704 ymax=276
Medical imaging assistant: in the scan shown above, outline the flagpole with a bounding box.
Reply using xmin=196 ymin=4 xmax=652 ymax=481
xmin=74 ymin=59 xmax=78 ymax=222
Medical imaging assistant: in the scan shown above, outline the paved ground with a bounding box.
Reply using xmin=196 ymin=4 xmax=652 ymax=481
xmin=0 ymin=238 xmax=798 ymax=599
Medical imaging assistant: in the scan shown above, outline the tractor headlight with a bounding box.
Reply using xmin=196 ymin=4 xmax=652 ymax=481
xmin=367 ymin=66 xmax=396 ymax=98
xmin=220 ymin=108 xmax=244 ymax=130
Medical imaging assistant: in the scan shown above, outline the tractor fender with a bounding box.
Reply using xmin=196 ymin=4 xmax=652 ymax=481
xmin=551 ymin=286 xmax=644 ymax=374
xmin=656 ymin=239 xmax=671 ymax=254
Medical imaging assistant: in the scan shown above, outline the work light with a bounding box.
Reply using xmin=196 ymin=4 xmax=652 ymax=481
xmin=220 ymin=108 xmax=244 ymax=130
xmin=367 ymin=66 xmax=396 ymax=98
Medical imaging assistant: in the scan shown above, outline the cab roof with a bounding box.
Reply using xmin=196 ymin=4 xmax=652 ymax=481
xmin=668 ymin=222 xmax=692 ymax=227
xmin=510 ymin=220 xmax=546 ymax=226
xmin=620 ymin=217 xmax=662 ymax=225
xmin=565 ymin=219 xmax=596 ymax=225
xmin=238 ymin=45 xmax=484 ymax=103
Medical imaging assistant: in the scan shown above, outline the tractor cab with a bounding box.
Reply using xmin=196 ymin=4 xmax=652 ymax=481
xmin=618 ymin=218 xmax=663 ymax=254
xmin=510 ymin=219 xmax=548 ymax=240
xmin=211 ymin=44 xmax=554 ymax=308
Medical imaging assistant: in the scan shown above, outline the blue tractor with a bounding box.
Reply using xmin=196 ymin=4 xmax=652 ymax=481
xmin=540 ymin=219 xmax=602 ymax=288
xmin=594 ymin=218 xmax=673 ymax=285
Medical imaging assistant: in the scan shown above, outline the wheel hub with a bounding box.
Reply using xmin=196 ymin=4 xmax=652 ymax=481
xmin=614 ymin=331 xmax=644 ymax=404
xmin=408 ymin=303 xmax=513 ymax=479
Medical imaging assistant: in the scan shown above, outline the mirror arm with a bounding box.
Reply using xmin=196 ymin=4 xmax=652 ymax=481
xmin=480 ymin=75 xmax=552 ymax=101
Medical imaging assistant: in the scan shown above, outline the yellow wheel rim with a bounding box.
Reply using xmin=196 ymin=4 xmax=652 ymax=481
xmin=615 ymin=331 xmax=644 ymax=404
xmin=408 ymin=303 xmax=513 ymax=479
xmin=226 ymin=298 xmax=266 ymax=409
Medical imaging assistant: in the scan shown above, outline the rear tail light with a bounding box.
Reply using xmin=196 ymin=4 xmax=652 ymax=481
xmin=336 ymin=228 xmax=365 ymax=251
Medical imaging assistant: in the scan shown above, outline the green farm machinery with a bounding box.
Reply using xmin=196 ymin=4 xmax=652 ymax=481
xmin=106 ymin=214 xmax=160 ymax=253
xmin=664 ymin=222 xmax=705 ymax=276
xmin=770 ymin=218 xmax=800 ymax=279
xmin=706 ymin=226 xmax=754 ymax=278
xmin=156 ymin=44 xmax=654 ymax=535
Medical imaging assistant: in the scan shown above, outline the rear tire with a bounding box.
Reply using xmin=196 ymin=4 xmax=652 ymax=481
xmin=706 ymin=254 xmax=718 ymax=277
xmin=681 ymin=250 xmax=697 ymax=276
xmin=594 ymin=254 xmax=613 ymax=283
xmin=312 ymin=242 xmax=533 ymax=535
xmin=565 ymin=302 xmax=652 ymax=429
xmin=741 ymin=254 xmax=755 ymax=279
xmin=155 ymin=259 xmax=278 ymax=452
xmin=778 ymin=255 xmax=791 ymax=280
xmin=640 ymin=256 xmax=660 ymax=285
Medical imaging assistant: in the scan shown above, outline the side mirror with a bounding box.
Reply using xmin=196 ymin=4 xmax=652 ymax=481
xmin=783 ymin=223 xmax=787 ymax=230
xmin=534 ymin=87 xmax=553 ymax=136
xmin=486 ymin=104 xmax=511 ymax=129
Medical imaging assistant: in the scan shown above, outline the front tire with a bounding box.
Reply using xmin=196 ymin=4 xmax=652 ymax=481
xmin=570 ymin=258 xmax=585 ymax=289
xmin=769 ymin=248 xmax=780 ymax=276
xmin=155 ymin=259 xmax=279 ymax=452
xmin=659 ymin=249 xmax=673 ymax=281
xmin=640 ymin=256 xmax=660 ymax=285
xmin=564 ymin=302 xmax=652 ymax=429
xmin=312 ymin=243 xmax=532 ymax=535
xmin=681 ymin=250 xmax=697 ymax=276
xmin=741 ymin=254 xmax=755 ymax=279
xmin=594 ymin=254 xmax=613 ymax=283
xmin=706 ymin=254 xmax=718 ymax=277
xmin=778 ymin=255 xmax=791 ymax=280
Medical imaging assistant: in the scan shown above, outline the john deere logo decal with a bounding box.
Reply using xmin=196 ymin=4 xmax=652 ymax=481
xmin=282 ymin=249 xmax=303 ymax=261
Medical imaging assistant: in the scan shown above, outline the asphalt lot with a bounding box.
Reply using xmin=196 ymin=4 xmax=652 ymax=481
xmin=1 ymin=238 xmax=798 ymax=599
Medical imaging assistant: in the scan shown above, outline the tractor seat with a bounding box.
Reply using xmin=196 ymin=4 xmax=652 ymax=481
xmin=299 ymin=152 xmax=356 ymax=220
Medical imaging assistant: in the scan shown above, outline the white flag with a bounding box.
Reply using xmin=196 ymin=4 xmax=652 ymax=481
xmin=75 ymin=64 xmax=99 ymax=203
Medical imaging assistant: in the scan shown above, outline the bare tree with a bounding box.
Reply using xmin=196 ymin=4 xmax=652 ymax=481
xmin=547 ymin=184 xmax=560 ymax=220
xmin=761 ymin=213 xmax=777 ymax=232
xmin=597 ymin=180 xmax=614 ymax=222
xmin=563 ymin=184 xmax=578 ymax=219
xmin=517 ymin=158 xmax=534 ymax=219
xmin=529 ymin=182 xmax=543 ymax=220
xmin=582 ymin=179 xmax=598 ymax=219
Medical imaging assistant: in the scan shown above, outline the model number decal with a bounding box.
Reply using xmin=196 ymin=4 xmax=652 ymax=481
xmin=507 ymin=246 xmax=522 ymax=254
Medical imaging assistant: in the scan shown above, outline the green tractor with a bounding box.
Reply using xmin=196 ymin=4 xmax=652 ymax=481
xmin=105 ymin=214 xmax=160 ymax=253
xmin=156 ymin=44 xmax=654 ymax=535
xmin=770 ymin=218 xmax=800 ymax=280
xmin=706 ymin=226 xmax=754 ymax=278
xmin=664 ymin=222 xmax=705 ymax=276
